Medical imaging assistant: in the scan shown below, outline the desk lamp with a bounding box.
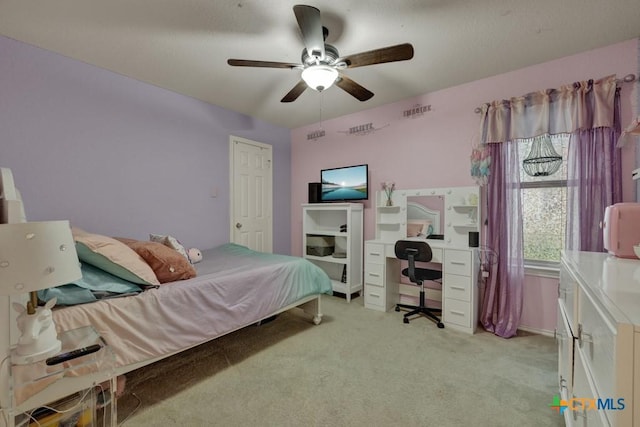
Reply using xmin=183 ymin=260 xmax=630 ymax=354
xmin=0 ymin=221 xmax=81 ymax=364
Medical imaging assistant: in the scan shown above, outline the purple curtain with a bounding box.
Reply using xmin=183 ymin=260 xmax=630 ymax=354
xmin=566 ymin=89 xmax=623 ymax=252
xmin=480 ymin=142 xmax=524 ymax=338
xmin=477 ymin=75 xmax=619 ymax=338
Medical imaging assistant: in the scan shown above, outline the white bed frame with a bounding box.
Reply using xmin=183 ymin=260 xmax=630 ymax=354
xmin=3 ymin=295 xmax=323 ymax=419
xmin=0 ymin=167 xmax=325 ymax=426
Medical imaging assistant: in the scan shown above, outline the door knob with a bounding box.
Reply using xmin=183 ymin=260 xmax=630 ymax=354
xmin=236 ymin=223 xmax=242 ymax=229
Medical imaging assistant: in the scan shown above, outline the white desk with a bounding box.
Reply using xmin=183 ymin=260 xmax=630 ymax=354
xmin=363 ymin=238 xmax=479 ymax=334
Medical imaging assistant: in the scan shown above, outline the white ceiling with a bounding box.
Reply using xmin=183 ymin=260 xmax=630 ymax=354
xmin=1 ymin=1 xmax=639 ymax=129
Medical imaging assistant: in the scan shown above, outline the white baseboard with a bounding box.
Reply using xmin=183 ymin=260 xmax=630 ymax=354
xmin=517 ymin=325 xmax=554 ymax=338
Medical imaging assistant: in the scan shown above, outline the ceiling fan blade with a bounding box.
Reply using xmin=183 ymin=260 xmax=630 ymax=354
xmin=281 ymin=80 xmax=308 ymax=103
xmin=340 ymin=43 xmax=414 ymax=68
xmin=335 ymin=74 xmax=374 ymax=102
xmin=227 ymin=59 xmax=300 ymax=69
xmin=293 ymin=4 xmax=325 ymax=60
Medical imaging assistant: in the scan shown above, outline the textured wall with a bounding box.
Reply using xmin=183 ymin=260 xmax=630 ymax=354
xmin=291 ymin=38 xmax=639 ymax=333
xmin=0 ymin=36 xmax=292 ymax=254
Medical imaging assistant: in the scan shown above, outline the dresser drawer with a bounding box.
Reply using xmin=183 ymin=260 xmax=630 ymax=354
xmin=364 ymin=263 xmax=384 ymax=287
xmin=365 ymin=243 xmax=385 ymax=264
xmin=364 ymin=284 xmax=385 ymax=309
xmin=573 ymin=345 xmax=610 ymax=426
xmin=444 ymin=273 xmax=471 ymax=302
xmin=578 ymin=288 xmax=615 ymax=403
xmin=444 ymin=249 xmax=471 ymax=276
xmin=443 ymin=298 xmax=471 ymax=328
xmin=559 ymin=260 xmax=579 ymax=334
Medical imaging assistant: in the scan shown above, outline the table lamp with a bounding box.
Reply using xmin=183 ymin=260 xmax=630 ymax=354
xmin=0 ymin=221 xmax=81 ymax=364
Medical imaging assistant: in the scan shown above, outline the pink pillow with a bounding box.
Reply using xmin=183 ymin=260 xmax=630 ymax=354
xmin=72 ymin=227 xmax=160 ymax=286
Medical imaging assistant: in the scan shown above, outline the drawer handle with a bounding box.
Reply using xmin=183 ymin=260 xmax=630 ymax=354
xmin=450 ymin=310 xmax=465 ymax=316
xmin=571 ymin=395 xmax=586 ymax=421
xmin=369 ymin=252 xmax=381 ymax=256
xmin=450 ymin=286 xmax=465 ymax=291
xmin=554 ymin=328 xmax=565 ymax=341
xmin=368 ymin=273 xmax=380 ymax=278
xmin=559 ymin=289 xmax=574 ymax=300
xmin=450 ymin=261 xmax=466 ymax=266
xmin=577 ymin=323 xmax=593 ymax=348
xmin=368 ymin=293 xmax=380 ymax=298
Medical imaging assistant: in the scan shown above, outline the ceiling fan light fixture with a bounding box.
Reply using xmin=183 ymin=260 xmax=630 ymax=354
xmin=301 ymin=65 xmax=338 ymax=92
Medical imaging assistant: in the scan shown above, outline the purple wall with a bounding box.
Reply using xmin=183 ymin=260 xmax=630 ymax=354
xmin=0 ymin=36 xmax=292 ymax=254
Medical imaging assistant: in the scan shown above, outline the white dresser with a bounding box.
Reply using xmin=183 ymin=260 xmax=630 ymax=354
xmin=558 ymin=251 xmax=640 ymax=426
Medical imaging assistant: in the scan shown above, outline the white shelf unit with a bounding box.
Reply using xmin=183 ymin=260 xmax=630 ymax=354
xmin=444 ymin=190 xmax=480 ymax=247
xmin=5 ymin=326 xmax=116 ymax=427
xmin=302 ymin=203 xmax=363 ymax=302
xmin=374 ymin=194 xmax=404 ymax=243
xmin=373 ymin=187 xmax=480 ymax=247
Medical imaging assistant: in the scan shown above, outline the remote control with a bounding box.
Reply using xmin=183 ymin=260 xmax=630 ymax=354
xmin=45 ymin=344 xmax=102 ymax=366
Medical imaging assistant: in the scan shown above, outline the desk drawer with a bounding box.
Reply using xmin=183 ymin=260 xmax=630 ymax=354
xmin=443 ymin=298 xmax=471 ymax=328
xmin=444 ymin=274 xmax=471 ymax=302
xmin=364 ymin=263 xmax=384 ymax=287
xmin=444 ymin=249 xmax=471 ymax=276
xmin=365 ymin=243 xmax=385 ymax=264
xmin=364 ymin=284 xmax=385 ymax=309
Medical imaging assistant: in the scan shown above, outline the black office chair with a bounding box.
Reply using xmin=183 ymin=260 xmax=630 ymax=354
xmin=394 ymin=240 xmax=444 ymax=328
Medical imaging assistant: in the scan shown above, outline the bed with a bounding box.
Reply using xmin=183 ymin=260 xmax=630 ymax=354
xmin=0 ymin=167 xmax=332 ymax=418
xmin=52 ymin=242 xmax=332 ymax=369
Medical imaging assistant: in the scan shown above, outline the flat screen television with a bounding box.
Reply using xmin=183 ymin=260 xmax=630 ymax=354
xmin=320 ymin=164 xmax=368 ymax=202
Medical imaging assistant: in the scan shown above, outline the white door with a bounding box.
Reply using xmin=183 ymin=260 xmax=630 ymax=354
xmin=229 ymin=136 xmax=273 ymax=252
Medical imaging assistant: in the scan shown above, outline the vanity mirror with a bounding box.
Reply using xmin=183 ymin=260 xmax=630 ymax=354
xmin=406 ymin=195 xmax=443 ymax=238
xmin=373 ymin=186 xmax=480 ymax=247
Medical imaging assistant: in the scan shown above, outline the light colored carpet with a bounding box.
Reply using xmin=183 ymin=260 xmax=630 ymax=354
xmin=117 ymin=295 xmax=563 ymax=427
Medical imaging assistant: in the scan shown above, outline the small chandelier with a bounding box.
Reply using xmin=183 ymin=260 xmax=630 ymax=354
xmin=301 ymin=65 xmax=338 ymax=92
xmin=522 ymin=134 xmax=562 ymax=177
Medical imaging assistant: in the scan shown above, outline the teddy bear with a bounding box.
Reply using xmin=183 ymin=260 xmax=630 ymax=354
xmin=188 ymin=248 xmax=203 ymax=264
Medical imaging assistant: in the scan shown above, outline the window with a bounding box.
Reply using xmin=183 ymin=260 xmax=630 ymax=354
xmin=517 ymin=134 xmax=569 ymax=266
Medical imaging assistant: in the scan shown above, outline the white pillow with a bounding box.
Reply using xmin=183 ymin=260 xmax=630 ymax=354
xmin=72 ymin=227 xmax=160 ymax=286
xmin=149 ymin=234 xmax=191 ymax=263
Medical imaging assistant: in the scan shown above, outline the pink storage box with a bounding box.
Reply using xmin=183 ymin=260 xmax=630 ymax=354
xmin=603 ymin=203 xmax=640 ymax=259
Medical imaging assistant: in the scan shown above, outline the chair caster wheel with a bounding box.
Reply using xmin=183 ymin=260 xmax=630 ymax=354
xmin=437 ymin=323 xmax=444 ymax=329
xmin=395 ymin=307 xmax=400 ymax=312
xmin=403 ymin=318 xmax=409 ymax=324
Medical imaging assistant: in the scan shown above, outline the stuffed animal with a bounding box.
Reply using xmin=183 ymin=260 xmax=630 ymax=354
xmin=188 ymin=248 xmax=203 ymax=264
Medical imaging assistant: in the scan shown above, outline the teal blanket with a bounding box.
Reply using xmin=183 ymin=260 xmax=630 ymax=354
xmin=38 ymin=262 xmax=144 ymax=306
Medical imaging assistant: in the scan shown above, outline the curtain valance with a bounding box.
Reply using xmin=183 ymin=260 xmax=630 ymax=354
xmin=480 ymin=75 xmax=617 ymax=144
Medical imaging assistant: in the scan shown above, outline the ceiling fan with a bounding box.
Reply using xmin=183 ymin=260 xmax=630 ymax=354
xmin=227 ymin=4 xmax=414 ymax=103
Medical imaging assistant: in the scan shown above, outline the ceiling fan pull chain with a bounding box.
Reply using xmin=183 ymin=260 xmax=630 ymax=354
xmin=319 ymin=91 xmax=324 ymax=130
